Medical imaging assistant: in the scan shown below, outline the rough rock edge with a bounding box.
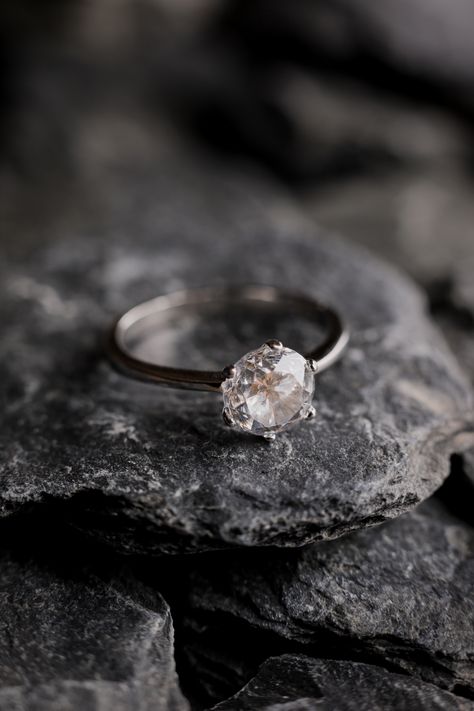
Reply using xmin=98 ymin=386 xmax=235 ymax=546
xmin=209 ymin=655 xmax=474 ymax=711
xmin=0 ymin=550 xmax=189 ymax=711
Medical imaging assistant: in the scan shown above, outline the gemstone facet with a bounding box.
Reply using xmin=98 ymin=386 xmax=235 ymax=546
xmin=222 ymin=343 xmax=315 ymax=437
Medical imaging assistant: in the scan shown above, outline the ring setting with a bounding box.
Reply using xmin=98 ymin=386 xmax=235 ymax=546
xmin=221 ymin=340 xmax=317 ymax=440
xmin=108 ymin=286 xmax=349 ymax=441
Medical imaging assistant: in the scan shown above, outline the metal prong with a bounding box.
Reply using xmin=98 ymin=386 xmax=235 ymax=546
xmin=266 ymin=339 xmax=283 ymax=350
xmin=307 ymin=359 xmax=318 ymax=373
xmin=222 ymin=364 xmax=236 ymax=380
xmin=306 ymin=405 xmax=317 ymax=420
xmin=263 ymin=432 xmax=276 ymax=441
xmin=222 ymin=408 xmax=235 ymax=427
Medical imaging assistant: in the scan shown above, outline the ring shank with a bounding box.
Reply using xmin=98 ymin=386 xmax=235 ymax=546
xmin=108 ymin=286 xmax=349 ymax=392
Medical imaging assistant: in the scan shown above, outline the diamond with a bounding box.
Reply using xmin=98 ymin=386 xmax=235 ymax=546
xmin=222 ymin=342 xmax=315 ymax=437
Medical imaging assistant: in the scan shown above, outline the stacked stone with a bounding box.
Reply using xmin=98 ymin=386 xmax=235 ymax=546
xmin=1 ymin=1 xmax=474 ymax=709
xmin=1 ymin=148 xmax=473 ymax=709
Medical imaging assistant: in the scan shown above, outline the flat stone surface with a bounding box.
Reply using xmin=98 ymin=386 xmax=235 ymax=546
xmin=307 ymin=170 xmax=474 ymax=396
xmin=304 ymin=169 xmax=474 ymax=494
xmin=210 ymin=655 xmax=474 ymax=711
xmin=0 ymin=547 xmax=188 ymax=710
xmin=0 ymin=153 xmax=473 ymax=554
xmin=182 ymin=500 xmax=474 ymax=695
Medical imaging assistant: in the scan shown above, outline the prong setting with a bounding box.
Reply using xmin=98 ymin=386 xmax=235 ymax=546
xmin=306 ymin=405 xmax=316 ymax=420
xmin=221 ymin=342 xmax=315 ymax=439
xmin=222 ymin=364 xmax=236 ymax=380
xmin=222 ymin=407 xmax=235 ymax=427
xmin=263 ymin=432 xmax=276 ymax=441
xmin=307 ymin=358 xmax=318 ymax=373
xmin=266 ymin=339 xmax=283 ymax=350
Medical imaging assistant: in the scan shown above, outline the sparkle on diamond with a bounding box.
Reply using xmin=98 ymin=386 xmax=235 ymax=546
xmin=222 ymin=343 xmax=315 ymax=436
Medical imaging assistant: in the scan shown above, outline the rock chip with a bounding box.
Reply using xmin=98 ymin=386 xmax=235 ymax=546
xmin=0 ymin=546 xmax=187 ymax=711
xmin=210 ymin=655 xmax=474 ymax=711
xmin=0 ymin=154 xmax=472 ymax=554
xmin=182 ymin=500 xmax=474 ymax=695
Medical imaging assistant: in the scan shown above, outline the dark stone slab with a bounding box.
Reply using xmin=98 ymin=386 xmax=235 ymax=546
xmin=306 ymin=169 xmax=474 ymax=387
xmin=0 ymin=154 xmax=472 ymax=554
xmin=182 ymin=500 xmax=474 ymax=695
xmin=0 ymin=549 xmax=188 ymax=710
xmin=210 ymin=655 xmax=474 ymax=711
xmin=304 ymin=169 xmax=474 ymax=493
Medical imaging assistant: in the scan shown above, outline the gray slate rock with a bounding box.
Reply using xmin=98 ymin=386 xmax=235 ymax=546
xmin=0 ymin=551 xmax=188 ymax=711
xmin=210 ymin=655 xmax=474 ymax=711
xmin=307 ymin=169 xmax=474 ymax=384
xmin=304 ymin=169 xmax=474 ymax=494
xmin=183 ymin=500 xmax=474 ymax=695
xmin=0 ymin=154 xmax=473 ymax=554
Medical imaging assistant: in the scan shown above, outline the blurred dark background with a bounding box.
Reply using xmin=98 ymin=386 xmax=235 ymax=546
xmin=1 ymin=0 xmax=473 ymax=372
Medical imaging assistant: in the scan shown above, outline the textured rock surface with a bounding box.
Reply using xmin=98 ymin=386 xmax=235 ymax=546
xmin=304 ymin=170 xmax=474 ymax=491
xmin=182 ymin=500 xmax=474 ymax=695
xmin=1 ymin=5 xmax=473 ymax=711
xmin=211 ymin=655 xmax=474 ymax=711
xmin=0 ymin=154 xmax=472 ymax=554
xmin=0 ymin=547 xmax=188 ymax=710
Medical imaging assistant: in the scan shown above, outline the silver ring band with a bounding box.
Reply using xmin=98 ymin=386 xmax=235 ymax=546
xmin=108 ymin=285 xmax=349 ymax=393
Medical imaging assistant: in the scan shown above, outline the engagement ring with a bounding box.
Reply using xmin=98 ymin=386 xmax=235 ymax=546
xmin=108 ymin=286 xmax=349 ymax=440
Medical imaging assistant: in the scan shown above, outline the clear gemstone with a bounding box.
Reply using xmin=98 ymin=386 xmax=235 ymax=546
xmin=222 ymin=343 xmax=315 ymax=437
